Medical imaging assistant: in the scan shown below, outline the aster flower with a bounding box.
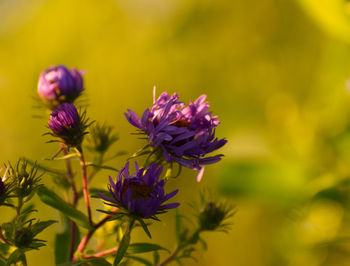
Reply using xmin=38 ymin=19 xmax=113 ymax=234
xmin=48 ymin=103 xmax=90 ymax=148
xmin=37 ymin=65 xmax=83 ymax=107
xmin=125 ymin=91 xmax=227 ymax=180
xmin=99 ymin=162 xmax=179 ymax=219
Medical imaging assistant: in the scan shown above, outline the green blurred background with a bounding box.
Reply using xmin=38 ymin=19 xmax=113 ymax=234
xmin=2 ymin=0 xmax=350 ymax=265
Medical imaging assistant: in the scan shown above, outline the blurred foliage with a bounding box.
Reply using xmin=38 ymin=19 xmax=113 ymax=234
xmin=1 ymin=0 xmax=350 ymax=265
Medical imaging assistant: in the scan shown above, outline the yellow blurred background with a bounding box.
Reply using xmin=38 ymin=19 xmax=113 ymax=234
xmin=2 ymin=0 xmax=350 ymax=265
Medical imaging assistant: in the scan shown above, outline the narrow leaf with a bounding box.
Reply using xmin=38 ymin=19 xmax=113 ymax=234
xmin=127 ymin=243 xmax=169 ymax=254
xmin=37 ymin=187 xmax=93 ymax=230
xmin=31 ymin=220 xmax=57 ymax=236
xmin=113 ymin=233 xmax=130 ymax=265
xmin=137 ymin=219 xmax=152 ymax=239
xmin=125 ymin=256 xmax=152 ymax=266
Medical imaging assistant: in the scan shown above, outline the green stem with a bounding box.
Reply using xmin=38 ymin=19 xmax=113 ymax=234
xmin=157 ymin=230 xmax=200 ymax=266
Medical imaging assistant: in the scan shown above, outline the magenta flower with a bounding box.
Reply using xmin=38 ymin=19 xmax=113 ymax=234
xmin=48 ymin=103 xmax=89 ymax=148
xmin=38 ymin=65 xmax=83 ymax=106
xmin=99 ymin=162 xmax=179 ymax=219
xmin=125 ymin=91 xmax=227 ymax=179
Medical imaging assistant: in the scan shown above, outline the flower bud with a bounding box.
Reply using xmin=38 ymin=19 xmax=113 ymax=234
xmin=9 ymin=159 xmax=42 ymax=198
xmin=38 ymin=65 xmax=83 ymax=107
xmin=14 ymin=227 xmax=34 ymax=248
xmin=199 ymin=202 xmax=226 ymax=231
xmin=48 ymin=103 xmax=90 ymax=148
xmin=88 ymin=123 xmax=118 ymax=154
xmin=197 ymin=197 xmax=234 ymax=232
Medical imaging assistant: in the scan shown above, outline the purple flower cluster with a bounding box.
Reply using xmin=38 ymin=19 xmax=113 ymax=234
xmin=48 ymin=103 xmax=87 ymax=147
xmin=125 ymin=91 xmax=227 ymax=173
xmin=99 ymin=162 xmax=179 ymax=218
xmin=38 ymin=65 xmax=83 ymax=106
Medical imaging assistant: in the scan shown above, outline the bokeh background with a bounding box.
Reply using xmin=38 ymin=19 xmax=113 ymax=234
xmin=2 ymin=0 xmax=350 ymax=265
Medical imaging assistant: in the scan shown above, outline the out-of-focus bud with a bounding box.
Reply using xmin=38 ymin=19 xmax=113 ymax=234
xmin=197 ymin=194 xmax=234 ymax=232
xmin=88 ymin=123 xmax=118 ymax=154
xmin=48 ymin=103 xmax=91 ymax=148
xmin=14 ymin=227 xmax=34 ymax=248
xmin=38 ymin=65 xmax=83 ymax=107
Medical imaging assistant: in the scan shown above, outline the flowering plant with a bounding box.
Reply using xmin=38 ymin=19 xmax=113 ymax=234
xmin=0 ymin=65 xmax=232 ymax=265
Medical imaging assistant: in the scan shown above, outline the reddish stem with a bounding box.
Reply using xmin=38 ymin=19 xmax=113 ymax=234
xmin=0 ymin=227 xmax=11 ymax=245
xmin=62 ymin=145 xmax=79 ymax=261
xmin=82 ymin=247 xmax=119 ymax=259
xmin=77 ymin=148 xmax=93 ymax=226
xmin=73 ymin=207 xmax=118 ymax=261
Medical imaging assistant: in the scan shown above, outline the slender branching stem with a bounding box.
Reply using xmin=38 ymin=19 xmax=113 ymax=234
xmin=157 ymin=247 xmax=180 ymax=266
xmin=81 ymin=247 xmax=119 ymax=259
xmin=158 ymin=230 xmax=200 ymax=266
xmin=61 ymin=145 xmax=79 ymax=261
xmin=75 ymin=147 xmax=93 ymax=226
xmin=73 ymin=207 xmax=118 ymax=261
xmin=80 ymin=217 xmax=134 ymax=260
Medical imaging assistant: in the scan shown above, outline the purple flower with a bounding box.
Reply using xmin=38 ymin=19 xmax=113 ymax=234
xmin=99 ymin=162 xmax=179 ymax=219
xmin=38 ymin=65 xmax=83 ymax=106
xmin=125 ymin=91 xmax=227 ymax=179
xmin=48 ymin=103 xmax=89 ymax=147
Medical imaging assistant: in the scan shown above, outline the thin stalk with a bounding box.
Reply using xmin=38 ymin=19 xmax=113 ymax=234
xmin=81 ymin=218 xmax=134 ymax=260
xmin=157 ymin=230 xmax=200 ymax=266
xmin=0 ymin=226 xmax=11 ymax=245
xmin=82 ymin=247 xmax=119 ymax=259
xmin=73 ymin=207 xmax=118 ymax=261
xmin=75 ymin=147 xmax=93 ymax=226
xmin=157 ymin=247 xmax=180 ymax=266
xmin=62 ymin=145 xmax=79 ymax=261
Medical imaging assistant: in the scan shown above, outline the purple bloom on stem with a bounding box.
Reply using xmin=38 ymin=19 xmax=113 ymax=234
xmin=125 ymin=91 xmax=227 ymax=180
xmin=48 ymin=103 xmax=89 ymax=148
xmin=38 ymin=65 xmax=83 ymax=107
xmin=99 ymin=161 xmax=179 ymax=219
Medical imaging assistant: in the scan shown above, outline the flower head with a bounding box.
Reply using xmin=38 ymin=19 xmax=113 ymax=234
xmin=99 ymin=161 xmax=179 ymax=219
xmin=48 ymin=103 xmax=90 ymax=148
xmin=38 ymin=65 xmax=83 ymax=107
xmin=125 ymin=91 xmax=227 ymax=177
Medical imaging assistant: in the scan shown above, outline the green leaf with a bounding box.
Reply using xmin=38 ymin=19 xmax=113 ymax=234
xmin=7 ymin=249 xmax=27 ymax=266
xmin=125 ymin=256 xmax=152 ymax=266
xmin=55 ymin=216 xmax=81 ymax=265
xmin=37 ymin=187 xmax=93 ymax=230
xmin=113 ymin=231 xmax=131 ymax=266
xmin=31 ymin=220 xmax=56 ymax=236
xmin=137 ymin=219 xmax=152 ymax=239
xmin=127 ymin=243 xmax=169 ymax=254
